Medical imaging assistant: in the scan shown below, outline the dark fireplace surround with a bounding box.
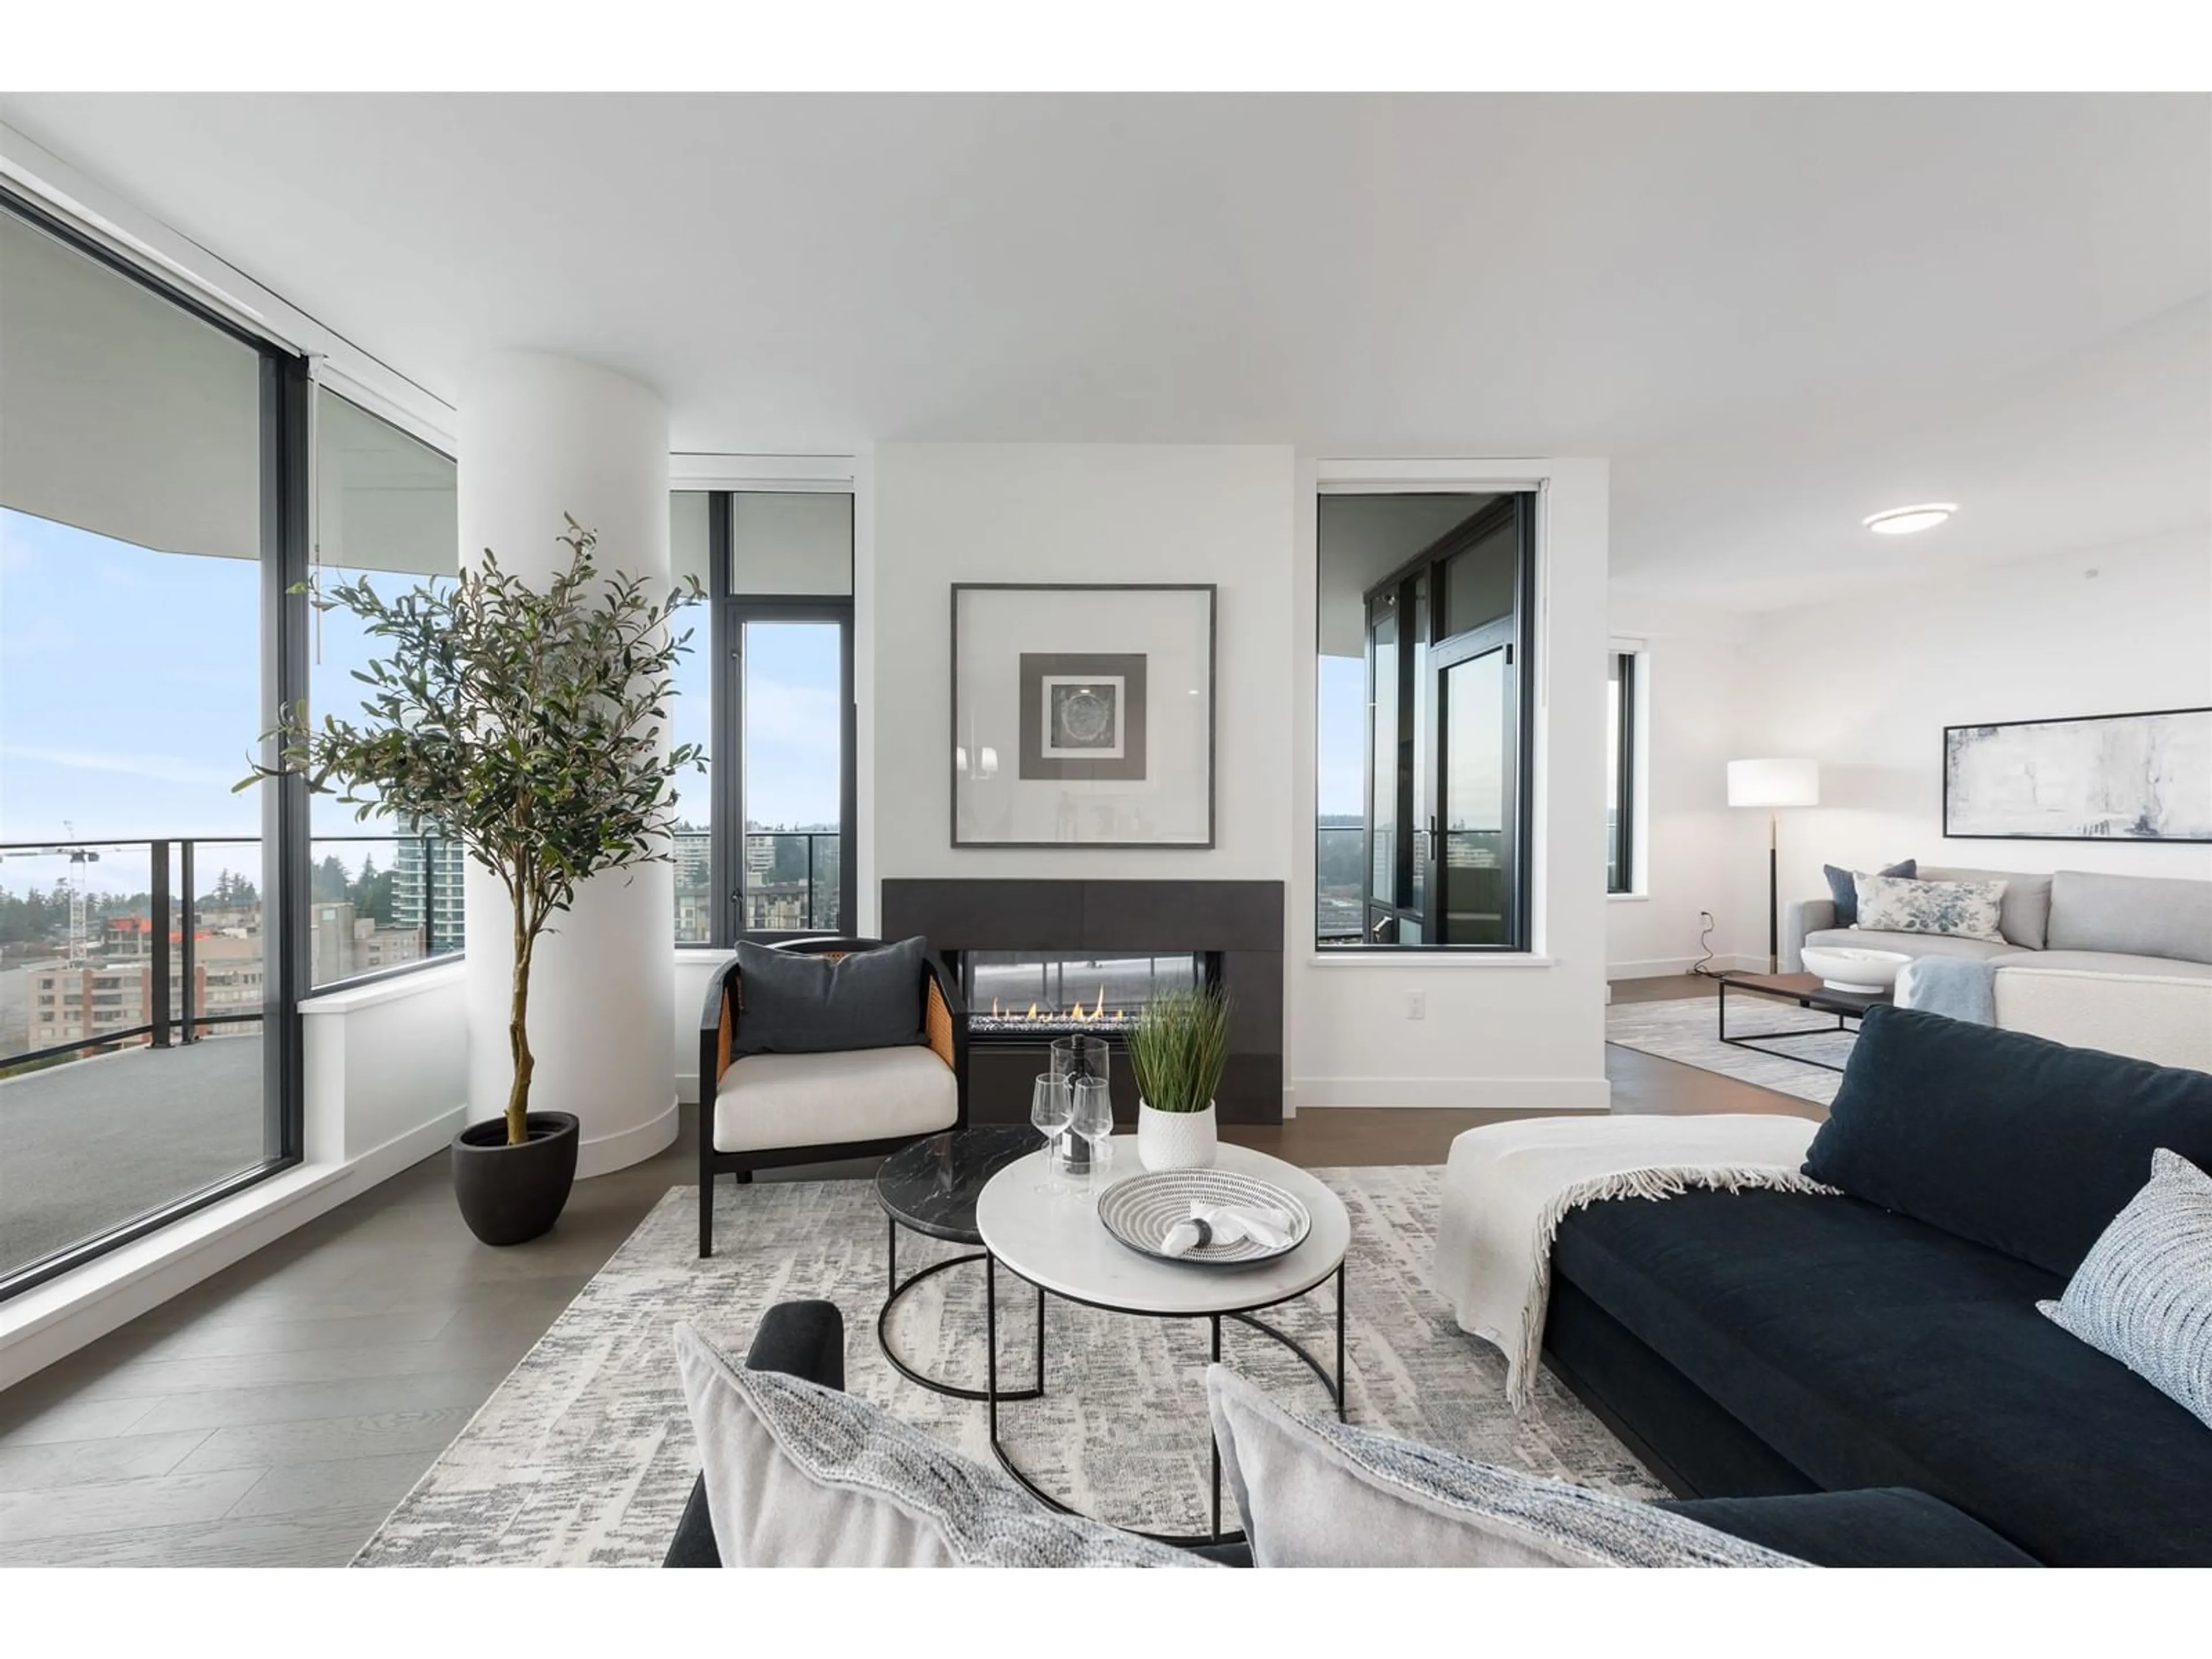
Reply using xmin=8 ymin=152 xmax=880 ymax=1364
xmin=881 ymin=878 xmax=1285 ymax=1127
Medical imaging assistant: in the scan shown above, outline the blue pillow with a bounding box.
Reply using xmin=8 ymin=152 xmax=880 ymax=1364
xmin=1823 ymin=858 xmax=1915 ymax=926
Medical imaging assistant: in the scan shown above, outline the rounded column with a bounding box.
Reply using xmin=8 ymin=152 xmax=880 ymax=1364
xmin=458 ymin=350 xmax=676 ymax=1176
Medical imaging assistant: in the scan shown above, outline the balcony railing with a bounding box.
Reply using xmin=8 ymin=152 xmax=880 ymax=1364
xmin=737 ymin=831 xmax=843 ymax=935
xmin=1316 ymin=824 xmax=1366 ymax=942
xmin=0 ymin=832 xmax=462 ymax=1080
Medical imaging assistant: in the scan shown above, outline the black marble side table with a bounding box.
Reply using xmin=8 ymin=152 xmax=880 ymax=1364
xmin=874 ymin=1126 xmax=1044 ymax=1401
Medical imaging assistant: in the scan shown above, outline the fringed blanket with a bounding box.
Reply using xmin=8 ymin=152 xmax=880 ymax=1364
xmin=1430 ymin=1114 xmax=1836 ymax=1409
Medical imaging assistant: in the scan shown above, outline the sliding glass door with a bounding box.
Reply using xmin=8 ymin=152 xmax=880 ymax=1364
xmin=1356 ymin=494 xmax=1533 ymax=950
xmin=1 ymin=189 xmax=306 ymax=1296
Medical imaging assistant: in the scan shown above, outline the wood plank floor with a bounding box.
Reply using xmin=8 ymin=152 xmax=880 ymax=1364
xmin=0 ymin=973 xmax=1800 ymax=1566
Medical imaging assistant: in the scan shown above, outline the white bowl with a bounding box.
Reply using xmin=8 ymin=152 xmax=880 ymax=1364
xmin=1800 ymin=946 xmax=1912 ymax=994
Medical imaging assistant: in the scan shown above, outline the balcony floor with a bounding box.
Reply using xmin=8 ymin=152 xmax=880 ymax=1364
xmin=2 ymin=1038 xmax=267 ymax=1280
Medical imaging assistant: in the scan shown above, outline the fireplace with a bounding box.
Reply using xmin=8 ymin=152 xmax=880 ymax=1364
xmin=958 ymin=950 xmax=1215 ymax=1040
xmin=882 ymin=878 xmax=1284 ymax=1126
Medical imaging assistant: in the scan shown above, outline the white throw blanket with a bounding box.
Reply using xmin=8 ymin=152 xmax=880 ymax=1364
xmin=1431 ymin=1114 xmax=1836 ymax=1410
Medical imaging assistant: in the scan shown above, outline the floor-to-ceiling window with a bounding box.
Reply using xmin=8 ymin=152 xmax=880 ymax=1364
xmin=307 ymin=388 xmax=462 ymax=985
xmin=0 ymin=190 xmax=307 ymax=1294
xmin=1316 ymin=491 xmax=1536 ymax=950
xmin=669 ymin=487 xmax=855 ymax=948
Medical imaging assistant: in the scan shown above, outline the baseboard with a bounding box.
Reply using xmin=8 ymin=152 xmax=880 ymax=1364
xmin=0 ymin=1105 xmax=464 ymax=1393
xmin=1607 ymin=954 xmax=1763 ymax=980
xmin=674 ymin=1067 xmax=699 ymax=1107
xmin=576 ymin=1097 xmax=679 ymax=1179
xmin=1287 ymin=1077 xmax=1610 ymax=1111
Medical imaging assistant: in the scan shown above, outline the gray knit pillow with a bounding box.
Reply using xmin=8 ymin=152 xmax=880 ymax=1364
xmin=673 ymin=1323 xmax=1212 ymax=1567
xmin=2039 ymin=1150 xmax=2212 ymax=1431
xmin=1205 ymin=1367 xmax=1805 ymax=1568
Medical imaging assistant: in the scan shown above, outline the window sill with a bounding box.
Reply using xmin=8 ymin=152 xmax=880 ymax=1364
xmin=1607 ymin=892 xmax=1650 ymax=903
xmin=1305 ymin=952 xmax=1554 ymax=969
xmin=300 ymin=957 xmax=466 ymax=1014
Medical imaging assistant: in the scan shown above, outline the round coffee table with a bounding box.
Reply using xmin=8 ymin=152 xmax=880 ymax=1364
xmin=874 ymin=1126 xmax=1044 ymax=1402
xmin=975 ymin=1136 xmax=1351 ymax=1545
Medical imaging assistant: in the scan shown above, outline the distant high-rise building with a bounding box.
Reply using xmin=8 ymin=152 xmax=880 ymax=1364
xmin=392 ymin=830 xmax=467 ymax=953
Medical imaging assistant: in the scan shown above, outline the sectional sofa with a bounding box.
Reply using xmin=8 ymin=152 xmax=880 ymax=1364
xmin=1542 ymin=1006 xmax=2212 ymax=1567
xmin=1784 ymin=866 xmax=2212 ymax=1067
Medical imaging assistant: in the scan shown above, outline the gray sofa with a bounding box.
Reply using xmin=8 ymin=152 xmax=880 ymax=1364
xmin=1783 ymin=866 xmax=2212 ymax=982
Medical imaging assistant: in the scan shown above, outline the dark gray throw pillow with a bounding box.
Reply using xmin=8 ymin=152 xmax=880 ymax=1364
xmin=1823 ymin=858 xmax=1914 ymax=926
xmin=733 ymin=937 xmax=926 ymax=1056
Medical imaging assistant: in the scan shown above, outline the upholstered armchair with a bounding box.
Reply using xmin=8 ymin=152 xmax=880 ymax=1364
xmin=696 ymin=937 xmax=966 ymax=1256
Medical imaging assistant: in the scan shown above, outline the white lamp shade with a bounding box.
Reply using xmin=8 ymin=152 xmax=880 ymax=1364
xmin=1728 ymin=757 xmax=1820 ymax=808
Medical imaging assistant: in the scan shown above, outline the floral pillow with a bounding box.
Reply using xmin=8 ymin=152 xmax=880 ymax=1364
xmin=1854 ymin=872 xmax=2008 ymax=942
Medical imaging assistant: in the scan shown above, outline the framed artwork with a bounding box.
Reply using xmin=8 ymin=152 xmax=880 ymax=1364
xmin=1942 ymin=707 xmax=2212 ymax=842
xmin=952 ymin=584 xmax=1215 ymax=847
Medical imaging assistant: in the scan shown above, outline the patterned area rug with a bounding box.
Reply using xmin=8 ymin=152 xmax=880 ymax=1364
xmin=355 ymin=1166 xmax=1661 ymax=1566
xmin=1607 ymin=991 xmax=1850 ymax=1107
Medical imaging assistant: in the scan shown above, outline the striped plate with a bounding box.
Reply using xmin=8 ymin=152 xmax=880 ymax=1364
xmin=1096 ymin=1169 xmax=1312 ymax=1266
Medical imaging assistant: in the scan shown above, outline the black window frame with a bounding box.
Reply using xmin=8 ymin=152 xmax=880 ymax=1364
xmin=1607 ymin=649 xmax=1638 ymax=896
xmin=1331 ymin=492 xmax=1537 ymax=953
xmin=687 ymin=488 xmax=858 ymax=949
xmin=1 ymin=185 xmax=308 ymax=1304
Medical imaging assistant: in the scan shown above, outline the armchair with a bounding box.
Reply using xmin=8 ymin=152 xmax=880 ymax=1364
xmin=696 ymin=937 xmax=966 ymax=1257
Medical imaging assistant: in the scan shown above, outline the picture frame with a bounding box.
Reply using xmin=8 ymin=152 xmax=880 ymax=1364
xmin=1942 ymin=706 xmax=2212 ymax=843
xmin=950 ymin=584 xmax=1217 ymax=847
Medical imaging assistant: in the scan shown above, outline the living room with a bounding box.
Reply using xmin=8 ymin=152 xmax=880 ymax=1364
xmin=2 ymin=12 xmax=2208 ymax=1640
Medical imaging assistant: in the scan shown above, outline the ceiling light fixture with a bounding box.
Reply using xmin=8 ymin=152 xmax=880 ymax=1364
xmin=1862 ymin=503 xmax=1957 ymax=536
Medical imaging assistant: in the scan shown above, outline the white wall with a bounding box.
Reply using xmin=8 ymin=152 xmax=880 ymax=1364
xmin=1295 ymin=462 xmax=1614 ymax=1109
xmin=1605 ymin=603 xmax=1760 ymax=976
xmin=873 ymin=444 xmax=1296 ymax=882
xmin=872 ymin=446 xmax=1612 ymax=1112
xmin=1726 ymin=530 xmax=2212 ymax=954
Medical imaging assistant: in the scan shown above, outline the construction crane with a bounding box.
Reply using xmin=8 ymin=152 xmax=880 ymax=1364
xmin=0 ymin=821 xmax=100 ymax=965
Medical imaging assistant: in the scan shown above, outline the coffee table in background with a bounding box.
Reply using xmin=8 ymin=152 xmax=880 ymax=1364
xmin=873 ymin=1126 xmax=1043 ymax=1401
xmin=1717 ymin=971 xmax=1888 ymax=1074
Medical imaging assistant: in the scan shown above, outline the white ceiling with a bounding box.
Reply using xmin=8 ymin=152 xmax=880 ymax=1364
xmin=2 ymin=92 xmax=2206 ymax=612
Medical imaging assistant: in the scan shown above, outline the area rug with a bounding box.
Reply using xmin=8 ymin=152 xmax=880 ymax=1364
xmin=354 ymin=1166 xmax=1662 ymax=1566
xmin=1607 ymin=993 xmax=1849 ymax=1107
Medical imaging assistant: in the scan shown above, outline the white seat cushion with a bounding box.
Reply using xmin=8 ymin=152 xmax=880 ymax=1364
xmin=712 ymin=1045 xmax=957 ymax=1154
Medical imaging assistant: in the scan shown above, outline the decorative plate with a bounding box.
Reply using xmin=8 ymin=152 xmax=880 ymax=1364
xmin=1097 ymin=1169 xmax=1312 ymax=1266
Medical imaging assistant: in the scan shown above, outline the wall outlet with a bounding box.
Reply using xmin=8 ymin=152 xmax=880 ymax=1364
xmin=1407 ymin=990 xmax=1427 ymax=1020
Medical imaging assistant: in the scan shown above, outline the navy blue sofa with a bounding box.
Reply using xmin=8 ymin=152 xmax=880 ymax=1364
xmin=1547 ymin=1006 xmax=2212 ymax=1567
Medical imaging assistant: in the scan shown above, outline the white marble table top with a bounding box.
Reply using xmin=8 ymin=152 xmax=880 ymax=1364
xmin=975 ymin=1137 xmax=1351 ymax=1316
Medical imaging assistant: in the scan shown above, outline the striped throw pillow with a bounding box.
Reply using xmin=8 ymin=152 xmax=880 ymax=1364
xmin=2039 ymin=1150 xmax=2212 ymax=1431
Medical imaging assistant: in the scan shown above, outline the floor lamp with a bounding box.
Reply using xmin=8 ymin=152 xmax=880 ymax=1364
xmin=1727 ymin=759 xmax=1820 ymax=975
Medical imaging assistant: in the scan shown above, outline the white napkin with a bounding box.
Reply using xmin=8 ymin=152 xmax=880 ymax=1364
xmin=1160 ymin=1202 xmax=1296 ymax=1257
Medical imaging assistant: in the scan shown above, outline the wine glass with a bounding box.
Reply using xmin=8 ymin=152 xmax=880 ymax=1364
xmin=1069 ymin=1076 xmax=1115 ymax=1190
xmin=1029 ymin=1073 xmax=1073 ymax=1192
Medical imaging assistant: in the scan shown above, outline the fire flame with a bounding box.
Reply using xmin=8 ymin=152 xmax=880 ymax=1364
xmin=982 ymin=988 xmax=1128 ymax=1022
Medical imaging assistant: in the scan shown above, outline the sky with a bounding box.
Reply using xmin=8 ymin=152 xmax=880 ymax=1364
xmin=0 ymin=507 xmax=840 ymax=897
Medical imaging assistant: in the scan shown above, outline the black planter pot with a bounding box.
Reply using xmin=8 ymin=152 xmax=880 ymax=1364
xmin=451 ymin=1112 xmax=579 ymax=1246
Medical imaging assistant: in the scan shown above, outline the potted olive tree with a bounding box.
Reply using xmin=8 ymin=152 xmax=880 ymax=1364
xmin=1126 ymin=984 xmax=1233 ymax=1172
xmin=243 ymin=517 xmax=702 ymax=1244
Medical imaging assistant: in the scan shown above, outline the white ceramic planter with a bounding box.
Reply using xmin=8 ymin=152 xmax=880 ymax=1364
xmin=1137 ymin=1100 xmax=1218 ymax=1172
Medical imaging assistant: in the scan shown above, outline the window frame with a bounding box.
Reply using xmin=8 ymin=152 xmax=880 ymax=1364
xmin=681 ymin=488 xmax=858 ymax=949
xmin=1335 ymin=492 xmax=1536 ymax=953
xmin=0 ymin=184 xmax=308 ymax=1304
xmin=1606 ymin=648 xmax=1639 ymax=897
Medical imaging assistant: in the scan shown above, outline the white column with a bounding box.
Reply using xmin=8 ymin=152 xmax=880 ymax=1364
xmin=457 ymin=351 xmax=676 ymax=1177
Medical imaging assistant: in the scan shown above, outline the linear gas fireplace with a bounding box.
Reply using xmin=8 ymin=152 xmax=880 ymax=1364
xmin=882 ymin=878 xmax=1284 ymax=1126
xmin=959 ymin=950 xmax=1214 ymax=1040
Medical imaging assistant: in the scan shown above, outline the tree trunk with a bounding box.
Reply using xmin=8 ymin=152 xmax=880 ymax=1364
xmin=506 ymin=919 xmax=535 ymax=1146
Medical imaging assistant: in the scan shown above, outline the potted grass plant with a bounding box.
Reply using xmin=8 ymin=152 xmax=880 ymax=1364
xmin=241 ymin=516 xmax=702 ymax=1245
xmin=1126 ymin=984 xmax=1233 ymax=1172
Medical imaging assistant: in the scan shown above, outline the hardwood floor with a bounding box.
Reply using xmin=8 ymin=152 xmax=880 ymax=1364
xmin=0 ymin=969 xmax=1802 ymax=1566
